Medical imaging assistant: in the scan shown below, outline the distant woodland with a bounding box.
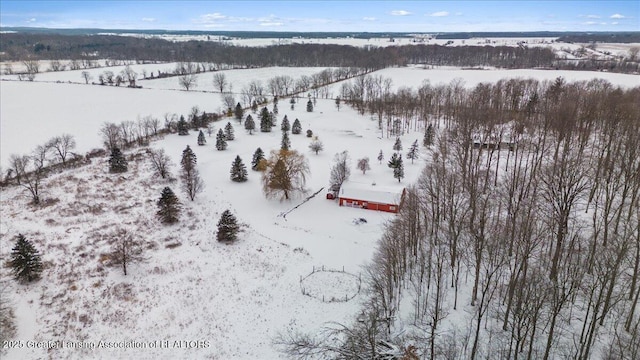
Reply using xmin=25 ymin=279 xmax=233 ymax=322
xmin=1 ymin=33 xmax=638 ymax=73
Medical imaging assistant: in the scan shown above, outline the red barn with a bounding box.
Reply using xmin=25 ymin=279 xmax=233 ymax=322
xmin=338 ymin=182 xmax=406 ymax=213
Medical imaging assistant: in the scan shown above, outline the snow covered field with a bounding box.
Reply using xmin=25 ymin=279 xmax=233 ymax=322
xmin=2 ymin=65 xmax=637 ymax=169
xmin=0 ymin=93 xmax=424 ymax=359
xmin=1 ymin=60 xmax=638 ymax=358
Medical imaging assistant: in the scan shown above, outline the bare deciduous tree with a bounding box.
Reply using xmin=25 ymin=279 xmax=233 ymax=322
xmin=109 ymin=228 xmax=145 ymax=276
xmin=148 ymin=148 xmax=172 ymax=179
xmin=81 ymin=71 xmax=92 ymax=84
xmin=213 ymin=72 xmax=228 ymax=93
xmin=47 ymin=134 xmax=76 ymax=165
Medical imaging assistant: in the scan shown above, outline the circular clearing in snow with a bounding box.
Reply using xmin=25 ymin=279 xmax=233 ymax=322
xmin=300 ymin=270 xmax=361 ymax=303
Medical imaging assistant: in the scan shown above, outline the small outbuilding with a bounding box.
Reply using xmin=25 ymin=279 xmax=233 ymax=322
xmin=338 ymin=182 xmax=406 ymax=213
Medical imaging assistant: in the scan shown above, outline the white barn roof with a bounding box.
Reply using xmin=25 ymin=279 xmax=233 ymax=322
xmin=338 ymin=182 xmax=404 ymax=205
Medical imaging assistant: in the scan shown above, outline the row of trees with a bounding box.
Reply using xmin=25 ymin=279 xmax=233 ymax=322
xmin=281 ymin=78 xmax=640 ymax=358
xmin=5 ymin=134 xmax=79 ymax=204
xmin=10 ymin=33 xmax=632 ymax=72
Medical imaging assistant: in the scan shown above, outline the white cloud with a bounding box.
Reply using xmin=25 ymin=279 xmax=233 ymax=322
xmin=612 ymin=21 xmax=619 ymax=25
xmin=610 ymin=14 xmax=626 ymax=19
xmin=363 ymin=17 xmax=377 ymax=21
xmin=390 ymin=10 xmax=411 ymax=16
xmin=586 ymin=14 xmax=601 ymax=19
xmin=199 ymin=13 xmax=227 ymax=22
xmin=429 ymin=11 xmax=449 ymax=17
xmin=28 ymin=18 xmax=37 ymax=22
xmin=141 ymin=17 xmax=155 ymax=22
xmin=259 ymin=22 xmax=283 ymax=27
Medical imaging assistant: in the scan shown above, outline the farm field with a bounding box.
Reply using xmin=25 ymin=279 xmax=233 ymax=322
xmin=1 ymin=50 xmax=638 ymax=360
xmin=2 ymin=65 xmax=637 ymax=168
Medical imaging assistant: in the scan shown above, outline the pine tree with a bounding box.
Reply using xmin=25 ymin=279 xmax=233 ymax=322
xmin=197 ymin=130 xmax=206 ymax=145
xmin=230 ymin=156 xmax=248 ymax=182
xmin=245 ymin=114 xmax=255 ymax=134
xmin=234 ymin=102 xmax=244 ymax=122
xmin=290 ymin=97 xmax=296 ymax=110
xmin=407 ymin=139 xmax=419 ymax=164
xmin=306 ymin=129 xmax=313 ymax=138
xmin=251 ymin=100 xmax=258 ymax=113
xmin=335 ymin=96 xmax=341 ymax=111
xmin=292 ymin=119 xmax=302 ymax=134
xmin=423 ymin=124 xmax=435 ymax=147
xmin=377 ymin=150 xmax=384 ymax=164
xmin=260 ymin=107 xmax=272 ymax=132
xmin=281 ymin=115 xmax=290 ymax=132
xmin=270 ymin=111 xmax=277 ymax=127
xmin=109 ymin=148 xmax=128 ymax=173
xmin=273 ymin=103 xmax=279 ymax=115
xmin=9 ymin=234 xmax=42 ymax=283
xmin=157 ymin=187 xmax=180 ymax=224
xmin=217 ymin=210 xmax=240 ymax=243
xmin=181 ymin=145 xmax=197 ymax=171
xmin=252 ymin=147 xmax=266 ymax=171
xmin=177 ymin=115 xmax=189 ymax=135
xmin=281 ymin=132 xmax=291 ymax=151
xmin=388 ymin=152 xmax=401 ymax=169
xmin=224 ymin=122 xmax=235 ymax=141
xmin=393 ymin=157 xmax=404 ymax=182
xmin=181 ymin=145 xmax=203 ymax=201
xmin=216 ymin=129 xmax=228 ymax=150
xmin=393 ymin=137 xmax=402 ymax=152
xmin=306 ymin=99 xmax=313 ymax=112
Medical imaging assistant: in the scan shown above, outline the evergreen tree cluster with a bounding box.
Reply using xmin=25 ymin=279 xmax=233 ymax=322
xmin=388 ymin=153 xmax=404 ymax=182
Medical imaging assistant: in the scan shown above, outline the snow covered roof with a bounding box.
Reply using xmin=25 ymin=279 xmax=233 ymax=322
xmin=339 ymin=182 xmax=405 ymax=205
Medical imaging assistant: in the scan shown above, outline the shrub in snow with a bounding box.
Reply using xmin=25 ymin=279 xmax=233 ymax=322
xmin=292 ymin=119 xmax=302 ymax=134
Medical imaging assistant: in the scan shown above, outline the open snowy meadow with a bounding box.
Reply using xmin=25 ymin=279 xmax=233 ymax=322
xmin=1 ymin=58 xmax=638 ymax=359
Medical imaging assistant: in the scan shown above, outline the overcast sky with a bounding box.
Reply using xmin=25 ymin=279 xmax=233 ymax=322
xmin=1 ymin=1 xmax=638 ymax=32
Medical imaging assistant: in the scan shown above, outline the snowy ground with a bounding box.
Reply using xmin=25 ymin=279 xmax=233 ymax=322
xmin=2 ymin=64 xmax=636 ymax=169
xmin=1 ymin=61 xmax=637 ymax=358
xmin=0 ymin=96 xmax=423 ymax=359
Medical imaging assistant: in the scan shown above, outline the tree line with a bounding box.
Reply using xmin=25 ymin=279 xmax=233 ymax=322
xmin=6 ymin=33 xmax=638 ymax=73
